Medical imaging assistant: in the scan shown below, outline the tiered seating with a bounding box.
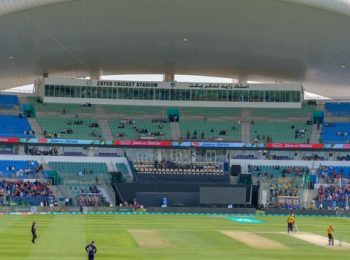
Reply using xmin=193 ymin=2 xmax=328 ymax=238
xmin=27 ymin=97 xmax=95 ymax=113
xmin=250 ymin=104 xmax=315 ymax=118
xmin=181 ymin=107 xmax=241 ymax=117
xmin=103 ymin=105 xmax=165 ymax=115
xmin=321 ymin=123 xmax=350 ymax=144
xmin=325 ymin=102 xmax=350 ymax=116
xmin=109 ymin=117 xmax=171 ymax=139
xmin=317 ymin=166 xmax=350 ymax=178
xmin=251 ymin=121 xmax=311 ymax=143
xmin=315 ymin=185 xmax=350 ymax=209
xmin=36 ymin=117 xmax=102 ymax=139
xmin=134 ymin=161 xmax=224 ymax=176
xmin=179 ymin=120 xmax=240 ymax=141
xmin=248 ymin=165 xmax=308 ymax=178
xmin=0 ymin=94 xmax=19 ymax=108
xmin=0 ymin=160 xmax=41 ymax=178
xmin=76 ymin=185 xmax=108 ymax=207
xmin=0 ymin=180 xmax=54 ymax=206
xmin=48 ymin=162 xmax=108 ymax=175
xmin=0 ymin=115 xmax=34 ymax=138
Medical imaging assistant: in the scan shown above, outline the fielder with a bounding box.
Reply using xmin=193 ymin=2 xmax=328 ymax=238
xmin=327 ymin=224 xmax=335 ymax=246
xmin=287 ymin=213 xmax=295 ymax=234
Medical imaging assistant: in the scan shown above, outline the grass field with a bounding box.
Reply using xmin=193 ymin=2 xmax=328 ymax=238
xmin=0 ymin=214 xmax=349 ymax=259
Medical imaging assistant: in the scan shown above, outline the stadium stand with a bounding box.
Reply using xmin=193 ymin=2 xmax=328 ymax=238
xmin=315 ymin=185 xmax=350 ymax=209
xmin=325 ymin=102 xmax=350 ymax=116
xmin=250 ymin=103 xmax=315 ymax=118
xmin=251 ymin=121 xmax=312 ymax=143
xmin=103 ymin=105 xmax=165 ymax=116
xmin=36 ymin=117 xmax=102 ymax=139
xmin=321 ymin=122 xmax=350 ymax=144
xmin=0 ymin=180 xmax=54 ymax=206
xmin=0 ymin=160 xmax=41 ymax=178
xmin=0 ymin=94 xmax=19 ymax=109
xmin=109 ymin=117 xmax=171 ymax=139
xmin=134 ymin=161 xmax=224 ymax=176
xmin=48 ymin=162 xmax=108 ymax=176
xmin=27 ymin=97 xmax=95 ymax=113
xmin=0 ymin=115 xmax=34 ymax=138
xmin=179 ymin=120 xmax=240 ymax=141
xmin=248 ymin=165 xmax=308 ymax=178
xmin=76 ymin=185 xmax=109 ymax=207
xmin=181 ymin=107 xmax=241 ymax=117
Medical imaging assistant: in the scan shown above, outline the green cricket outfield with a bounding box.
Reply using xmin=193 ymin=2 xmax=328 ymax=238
xmin=0 ymin=213 xmax=349 ymax=259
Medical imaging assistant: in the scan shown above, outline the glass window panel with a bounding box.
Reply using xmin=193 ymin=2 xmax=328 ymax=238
xmin=87 ymin=87 xmax=92 ymax=98
xmin=54 ymin=86 xmax=59 ymax=97
xmin=49 ymin=85 xmax=55 ymax=96
xmin=170 ymin=89 xmax=176 ymax=100
xmin=102 ymin=88 xmax=107 ymax=98
xmin=81 ymin=87 xmax=86 ymax=98
xmin=45 ymin=85 xmax=49 ymax=96
xmin=75 ymin=86 xmax=80 ymax=98
xmin=243 ymin=91 xmax=249 ymax=101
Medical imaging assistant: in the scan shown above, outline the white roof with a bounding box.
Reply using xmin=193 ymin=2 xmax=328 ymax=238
xmin=1 ymin=0 xmax=350 ymax=98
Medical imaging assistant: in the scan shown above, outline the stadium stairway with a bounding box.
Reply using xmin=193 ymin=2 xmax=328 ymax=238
xmin=96 ymin=175 xmax=116 ymax=206
xmin=99 ymin=119 xmax=113 ymax=140
xmin=310 ymin=124 xmax=321 ymax=144
xmin=301 ymin=188 xmax=318 ymax=209
xmin=170 ymin=122 xmax=180 ymax=140
xmin=241 ymin=122 xmax=250 ymax=143
xmin=27 ymin=117 xmax=44 ymax=138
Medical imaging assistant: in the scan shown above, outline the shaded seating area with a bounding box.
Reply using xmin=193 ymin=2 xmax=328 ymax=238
xmin=181 ymin=107 xmax=241 ymax=117
xmin=36 ymin=117 xmax=102 ymax=139
xmin=325 ymin=102 xmax=350 ymax=116
xmin=103 ymin=105 xmax=165 ymax=116
xmin=179 ymin=120 xmax=241 ymax=141
xmin=134 ymin=161 xmax=224 ymax=176
xmin=0 ymin=115 xmax=34 ymax=138
xmin=321 ymin=122 xmax=350 ymax=144
xmin=48 ymin=162 xmax=108 ymax=176
xmin=27 ymin=97 xmax=95 ymax=113
xmin=0 ymin=160 xmax=41 ymax=179
xmin=250 ymin=103 xmax=315 ymax=118
xmin=251 ymin=121 xmax=311 ymax=143
xmin=109 ymin=117 xmax=171 ymax=139
xmin=248 ymin=165 xmax=308 ymax=178
xmin=0 ymin=94 xmax=19 ymax=109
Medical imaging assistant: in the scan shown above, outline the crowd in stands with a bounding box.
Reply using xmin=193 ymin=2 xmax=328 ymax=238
xmin=234 ymin=154 xmax=255 ymax=159
xmin=76 ymin=185 xmax=108 ymax=207
xmin=302 ymin=154 xmax=326 ymax=161
xmin=43 ymin=119 xmax=101 ymax=139
xmin=135 ymin=160 xmax=224 ymax=176
xmin=28 ymin=147 xmax=58 ymax=156
xmin=0 ymin=180 xmax=53 ymax=206
xmin=115 ymin=117 xmax=167 ymax=138
xmin=0 ymin=160 xmax=42 ymax=179
xmin=248 ymin=165 xmax=308 ymax=178
xmin=337 ymin=154 xmax=350 ymax=161
xmin=269 ymin=183 xmax=300 ymax=199
xmin=315 ymin=185 xmax=350 ymax=209
xmin=315 ymin=166 xmax=350 ymax=186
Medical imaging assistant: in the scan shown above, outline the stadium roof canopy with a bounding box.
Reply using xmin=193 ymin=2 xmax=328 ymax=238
xmin=1 ymin=0 xmax=350 ymax=98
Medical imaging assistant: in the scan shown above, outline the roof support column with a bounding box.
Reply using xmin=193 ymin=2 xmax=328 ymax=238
xmin=89 ymin=70 xmax=101 ymax=80
xmin=163 ymin=73 xmax=175 ymax=82
xmin=237 ymin=75 xmax=248 ymax=84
